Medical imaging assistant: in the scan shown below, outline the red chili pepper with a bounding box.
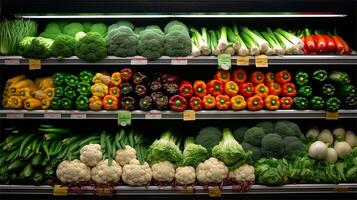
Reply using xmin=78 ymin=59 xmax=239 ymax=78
xmin=314 ymin=33 xmax=327 ymax=53
xmin=249 ymin=71 xmax=265 ymax=85
xmin=231 ymin=69 xmax=247 ymax=84
xmin=207 ymin=80 xmax=224 ymax=96
xmin=275 ymin=70 xmax=291 ymax=85
xmin=120 ymin=68 xmax=133 ymax=82
xmin=331 ymin=35 xmax=345 ymax=54
xmin=268 ymin=83 xmax=282 ymax=96
xmin=179 ymin=80 xmax=194 ymax=99
xmin=169 ymin=95 xmax=187 ymax=112
xmin=213 ymin=70 xmax=230 ymax=83
xmin=323 ymin=35 xmax=336 ymax=53
xmin=280 ymin=97 xmax=293 ymax=109
xmin=239 ymin=82 xmax=255 ymax=98
xmin=189 ymin=97 xmax=203 ymax=111
xmin=332 ymin=35 xmax=350 ymax=55
xmin=304 ymin=29 xmax=317 ymax=53
xmin=282 ymin=83 xmax=297 ymax=97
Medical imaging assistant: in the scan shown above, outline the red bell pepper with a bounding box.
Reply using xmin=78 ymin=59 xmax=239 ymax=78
xmin=275 ymin=70 xmax=291 ymax=85
xmin=282 ymin=83 xmax=297 ymax=97
xmin=232 ymin=69 xmax=247 ymax=84
xmin=249 ymin=71 xmax=265 ymax=85
xmin=254 ymin=83 xmax=269 ymax=99
xmin=213 ymin=70 xmax=230 ymax=83
xmin=280 ymin=97 xmax=293 ymax=109
xmin=193 ymin=80 xmax=207 ymax=98
xmin=247 ymin=95 xmax=264 ymax=111
xmin=215 ymin=95 xmax=231 ymax=110
xmin=189 ymin=97 xmax=203 ymax=111
xmin=239 ymin=82 xmax=254 ymax=98
xmin=179 ymin=81 xmax=194 ymax=99
xmin=169 ymin=95 xmax=187 ymax=112
xmin=120 ymin=68 xmax=133 ymax=82
xmin=264 ymin=72 xmax=275 ymax=85
xmin=323 ymin=35 xmax=336 ymax=53
xmin=268 ymin=83 xmax=282 ymax=96
xmin=207 ymin=80 xmax=224 ymax=96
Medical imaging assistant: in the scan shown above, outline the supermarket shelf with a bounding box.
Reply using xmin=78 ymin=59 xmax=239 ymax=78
xmin=0 ymin=55 xmax=356 ymax=66
xmin=0 ymin=110 xmax=356 ymax=120
xmin=0 ymin=184 xmax=356 ymax=195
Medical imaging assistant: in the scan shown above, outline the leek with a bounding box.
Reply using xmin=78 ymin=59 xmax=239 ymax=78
xmin=217 ymin=26 xmax=228 ymax=51
xmin=267 ymin=28 xmax=285 ymax=55
xmin=275 ymin=28 xmax=304 ymax=49
xmin=227 ymin=27 xmax=241 ymax=52
xmin=191 ymin=34 xmax=201 ymax=57
xmin=242 ymin=27 xmax=268 ymax=53
xmin=224 ymin=45 xmax=235 ymax=55
xmin=190 ymin=27 xmax=210 ymax=55
xmin=253 ymin=30 xmax=272 ymax=55
xmin=200 ymin=27 xmax=211 ymax=55
xmin=241 ymin=31 xmax=259 ymax=56
xmin=261 ymin=31 xmax=280 ymax=55
xmin=233 ymin=24 xmax=249 ymax=56
xmin=274 ymin=31 xmax=295 ymax=54
xmin=209 ymin=30 xmax=220 ymax=56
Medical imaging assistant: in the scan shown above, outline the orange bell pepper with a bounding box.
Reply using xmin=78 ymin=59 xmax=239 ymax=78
xmin=213 ymin=70 xmax=230 ymax=83
xmin=103 ymin=95 xmax=119 ymax=110
xmin=232 ymin=69 xmax=247 ymax=84
xmin=247 ymin=95 xmax=264 ymax=111
xmin=89 ymin=96 xmax=103 ymax=111
xmin=265 ymin=72 xmax=275 ymax=85
xmin=264 ymin=95 xmax=280 ymax=110
xmin=109 ymin=87 xmax=120 ymax=98
xmin=202 ymin=94 xmax=216 ymax=109
xmin=249 ymin=71 xmax=265 ymax=85
xmin=215 ymin=95 xmax=231 ymax=110
xmin=207 ymin=80 xmax=224 ymax=96
xmin=110 ymin=72 xmax=122 ymax=86
xmin=224 ymin=81 xmax=239 ymax=97
xmin=254 ymin=83 xmax=269 ymax=98
xmin=230 ymin=95 xmax=246 ymax=110
xmin=268 ymin=83 xmax=282 ymax=96
xmin=193 ymin=80 xmax=207 ymax=98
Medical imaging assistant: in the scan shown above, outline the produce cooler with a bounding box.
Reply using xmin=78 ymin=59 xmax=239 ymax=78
xmin=0 ymin=0 xmax=356 ymax=199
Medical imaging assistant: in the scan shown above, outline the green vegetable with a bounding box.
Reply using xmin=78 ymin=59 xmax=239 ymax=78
xmin=50 ymin=35 xmax=76 ymax=58
xmin=344 ymin=95 xmax=357 ymax=109
xmin=23 ymin=163 xmax=33 ymax=177
xmin=181 ymin=137 xmax=209 ymax=167
xmin=298 ymin=85 xmax=313 ymax=98
xmin=90 ymin=23 xmax=107 ymax=37
xmin=50 ymin=97 xmax=62 ymax=110
xmin=31 ymin=154 xmax=42 ymax=166
xmin=294 ymin=96 xmax=309 ymax=110
xmin=232 ymin=126 xmax=249 ymax=143
xmin=242 ymin=142 xmax=262 ymax=161
xmin=164 ymin=20 xmax=188 ymax=34
xmin=255 ymin=121 xmax=274 ymax=134
xmin=283 ymin=136 xmax=305 ymax=158
xmin=310 ymin=96 xmax=325 ymax=110
xmin=326 ymin=97 xmax=341 ymax=112
xmin=64 ymin=86 xmax=77 ymax=99
xmin=164 ymin=20 xmax=191 ymax=57
xmin=75 ymin=32 xmax=107 ymax=62
xmin=79 ymin=70 xmax=93 ymax=83
xmin=32 ymin=172 xmax=44 ymax=185
xmin=63 ymin=22 xmax=84 ymax=37
xmin=261 ymin=133 xmax=285 ymax=158
xmin=82 ymin=22 xmax=92 ymax=33
xmin=255 ymin=157 xmax=289 ymax=185
xmin=273 ymin=120 xmax=302 ymax=138
xmin=338 ymin=84 xmax=356 ymax=96
xmin=8 ymin=160 xmax=26 ymax=172
xmin=61 ymin=98 xmax=73 ymax=110
xmin=39 ymin=23 xmax=62 ymax=39
xmin=108 ymin=21 xmax=134 ymax=32
xmin=64 ymin=75 xmax=79 ymax=87
xmin=53 ymin=72 xmax=66 ymax=86
xmin=329 ymin=71 xmax=350 ymax=85
xmin=294 ymin=71 xmax=309 ymax=86
xmin=18 ymin=37 xmax=54 ymax=59
xmin=75 ymin=95 xmax=89 ymax=110
xmin=76 ymin=82 xmax=91 ymax=96
xmin=321 ymin=83 xmax=336 ymax=96
xmin=54 ymin=86 xmax=64 ymax=98
xmin=312 ymin=70 xmax=328 ymax=83
xmin=137 ymin=27 xmax=165 ymax=60
xmin=244 ymin=127 xmax=266 ymax=146
xmin=288 ymin=156 xmax=315 ymax=183
xmin=106 ymin=26 xmax=138 ymax=57
xmin=195 ymin=126 xmax=222 ymax=151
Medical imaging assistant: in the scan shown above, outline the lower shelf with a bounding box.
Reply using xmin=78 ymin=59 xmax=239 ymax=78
xmin=0 ymin=184 xmax=356 ymax=195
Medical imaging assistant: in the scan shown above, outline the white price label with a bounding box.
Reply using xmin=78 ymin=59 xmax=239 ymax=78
xmin=70 ymin=113 xmax=86 ymax=119
xmin=145 ymin=111 xmax=162 ymax=119
xmin=131 ymin=58 xmax=148 ymax=65
xmin=6 ymin=113 xmax=24 ymax=119
xmin=44 ymin=112 xmax=61 ymax=119
xmin=171 ymin=58 xmax=188 ymax=65
xmin=4 ymin=59 xmax=20 ymax=65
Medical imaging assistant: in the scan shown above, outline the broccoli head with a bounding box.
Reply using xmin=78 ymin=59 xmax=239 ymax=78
xmin=82 ymin=22 xmax=92 ymax=33
xmin=256 ymin=121 xmax=274 ymax=133
xmin=283 ymin=136 xmax=305 ymax=158
xmin=63 ymin=22 xmax=84 ymax=37
xmin=90 ymin=23 xmax=107 ymax=37
xmin=58 ymin=21 xmax=68 ymax=32
xmin=261 ymin=133 xmax=285 ymax=158
xmin=195 ymin=126 xmax=222 ymax=151
xmin=233 ymin=126 xmax=249 ymax=143
xmin=274 ymin=120 xmax=302 ymax=138
xmin=244 ymin=127 xmax=266 ymax=146
xmin=137 ymin=28 xmax=165 ymax=60
xmin=50 ymin=35 xmax=76 ymax=58
xmin=108 ymin=21 xmax=134 ymax=33
xmin=242 ymin=142 xmax=263 ymax=161
xmin=106 ymin=26 xmax=138 ymax=57
xmin=164 ymin=29 xmax=191 ymax=57
xmin=164 ymin=20 xmax=189 ymax=34
xmin=75 ymin=32 xmax=107 ymax=62
xmin=20 ymin=37 xmax=54 ymax=59
xmin=134 ymin=27 xmax=145 ymax=35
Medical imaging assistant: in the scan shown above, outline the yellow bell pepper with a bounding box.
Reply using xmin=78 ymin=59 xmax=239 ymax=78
xmin=7 ymin=96 xmax=24 ymax=109
xmin=6 ymin=74 xmax=26 ymax=88
xmin=19 ymin=87 xmax=34 ymax=100
xmin=24 ymin=98 xmax=42 ymax=110
xmin=35 ymin=77 xmax=53 ymax=90
xmin=91 ymin=83 xmax=109 ymax=98
xmin=32 ymin=90 xmax=46 ymax=100
xmin=224 ymin=81 xmax=239 ymax=97
xmin=44 ymin=88 xmax=55 ymax=100
xmin=230 ymin=95 xmax=246 ymax=110
xmin=41 ymin=99 xmax=51 ymax=109
xmin=92 ymin=73 xmax=111 ymax=85
xmin=9 ymin=79 xmax=36 ymax=95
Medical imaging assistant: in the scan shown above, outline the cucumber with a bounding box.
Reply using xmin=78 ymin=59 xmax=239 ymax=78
xmin=19 ymin=133 xmax=36 ymax=156
xmin=50 ymin=141 xmax=62 ymax=156
xmin=8 ymin=160 xmax=26 ymax=172
xmin=78 ymin=136 xmax=100 ymax=147
xmin=23 ymin=163 xmax=33 ymax=177
xmin=3 ymin=134 xmax=28 ymax=150
xmin=31 ymin=154 xmax=42 ymax=166
xmin=35 ymin=141 xmax=43 ymax=154
xmin=42 ymin=141 xmax=50 ymax=159
xmin=6 ymin=149 xmax=19 ymax=162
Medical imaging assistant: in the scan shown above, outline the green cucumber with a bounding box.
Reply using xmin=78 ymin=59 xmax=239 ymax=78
xmin=78 ymin=136 xmax=100 ymax=146
xmin=42 ymin=141 xmax=50 ymax=159
xmin=8 ymin=160 xmax=26 ymax=172
xmin=19 ymin=134 xmax=36 ymax=156
xmin=6 ymin=150 xmax=19 ymax=162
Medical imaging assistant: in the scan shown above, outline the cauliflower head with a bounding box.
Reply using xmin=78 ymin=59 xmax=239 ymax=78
xmin=91 ymin=159 xmax=122 ymax=184
xmin=175 ymin=166 xmax=196 ymax=185
xmin=228 ymin=164 xmax=255 ymax=183
xmin=115 ymin=145 xmax=137 ymax=166
xmin=196 ymin=157 xmax=228 ymax=184
xmin=80 ymin=144 xmax=103 ymax=167
xmin=56 ymin=159 xmax=91 ymax=184
xmin=122 ymin=159 xmax=152 ymax=186
xmin=151 ymin=161 xmax=175 ymax=182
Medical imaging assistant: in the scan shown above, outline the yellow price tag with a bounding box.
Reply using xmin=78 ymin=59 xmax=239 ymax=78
xmin=29 ymin=59 xmax=41 ymax=70
xmin=334 ymin=186 xmax=348 ymax=192
xmin=326 ymin=111 xmax=339 ymax=120
xmin=255 ymin=55 xmax=268 ymax=68
xmin=53 ymin=185 xmax=68 ymax=196
xmin=236 ymin=56 xmax=249 ymax=66
xmin=180 ymin=187 xmax=194 ymax=194
xmin=208 ymin=187 xmax=221 ymax=197
xmin=96 ymin=187 xmax=111 ymax=196
xmin=183 ymin=110 xmax=196 ymax=121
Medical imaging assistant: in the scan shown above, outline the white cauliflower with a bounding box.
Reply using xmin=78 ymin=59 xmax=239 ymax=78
xmin=175 ymin=166 xmax=196 ymax=185
xmin=91 ymin=159 xmax=122 ymax=184
xmin=196 ymin=157 xmax=228 ymax=184
xmin=56 ymin=159 xmax=91 ymax=184
xmin=115 ymin=145 xmax=136 ymax=166
xmin=80 ymin=144 xmax=102 ymax=167
xmin=151 ymin=161 xmax=175 ymax=182
xmin=228 ymin=164 xmax=255 ymax=183
xmin=122 ymin=159 xmax=152 ymax=186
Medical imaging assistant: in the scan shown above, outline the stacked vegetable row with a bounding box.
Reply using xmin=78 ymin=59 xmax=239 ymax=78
xmin=294 ymin=70 xmax=356 ymax=111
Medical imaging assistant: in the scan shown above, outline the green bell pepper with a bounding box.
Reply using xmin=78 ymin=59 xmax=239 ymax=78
xmin=52 ymin=73 xmax=66 ymax=86
xmin=54 ymin=86 xmax=64 ymax=98
xmin=329 ymin=71 xmax=350 ymax=85
xmin=64 ymin=75 xmax=79 ymax=87
xmin=344 ymin=95 xmax=357 ymax=109
xmin=61 ymin=98 xmax=73 ymax=110
xmin=326 ymin=97 xmax=341 ymax=112
xmin=79 ymin=70 xmax=94 ymax=83
xmin=310 ymin=96 xmax=325 ymax=110
xmin=75 ymin=95 xmax=89 ymax=110
xmin=50 ymin=97 xmax=62 ymax=110
xmin=338 ymin=84 xmax=356 ymax=96
xmin=64 ymin=86 xmax=77 ymax=99
xmin=312 ymin=70 xmax=328 ymax=83
xmin=294 ymin=97 xmax=309 ymax=110
xmin=322 ymin=83 xmax=336 ymax=96
xmin=294 ymin=71 xmax=309 ymax=86
xmin=76 ymin=82 xmax=91 ymax=97
xmin=298 ymin=85 xmax=313 ymax=98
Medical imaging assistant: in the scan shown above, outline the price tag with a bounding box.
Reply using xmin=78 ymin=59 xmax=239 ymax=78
xmin=131 ymin=58 xmax=148 ymax=65
xmin=118 ymin=111 xmax=131 ymax=126
xmin=4 ymin=59 xmax=20 ymax=65
xmin=70 ymin=113 xmax=86 ymax=119
xmin=180 ymin=187 xmax=194 ymax=195
xmin=6 ymin=113 xmax=24 ymax=119
xmin=29 ymin=59 xmax=41 ymax=70
xmin=96 ymin=187 xmax=111 ymax=196
xmin=208 ymin=187 xmax=221 ymax=197
xmin=171 ymin=58 xmax=188 ymax=65
xmin=183 ymin=110 xmax=196 ymax=121
xmin=217 ymin=54 xmax=231 ymax=70
xmin=44 ymin=112 xmax=61 ymax=119
xmin=145 ymin=111 xmax=162 ymax=119
xmin=236 ymin=56 xmax=249 ymax=66
xmin=326 ymin=111 xmax=339 ymax=120
xmin=53 ymin=185 xmax=68 ymax=196
xmin=255 ymin=55 xmax=268 ymax=68
xmin=334 ymin=186 xmax=348 ymax=192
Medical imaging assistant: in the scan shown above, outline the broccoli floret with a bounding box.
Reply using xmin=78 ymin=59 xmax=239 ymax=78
xmin=261 ymin=133 xmax=285 ymax=158
xmin=283 ymin=136 xmax=305 ymax=158
xmin=274 ymin=120 xmax=302 ymax=138
xmin=90 ymin=23 xmax=107 ymax=37
xmin=74 ymin=32 xmax=107 ymax=62
xmin=164 ymin=20 xmax=189 ymax=34
xmin=106 ymin=26 xmax=138 ymax=57
xmin=244 ymin=127 xmax=266 ymax=146
xmin=82 ymin=22 xmax=92 ymax=33
xmin=39 ymin=22 xmax=62 ymax=40
xmin=133 ymin=27 xmax=145 ymax=35
xmin=195 ymin=126 xmax=222 ymax=151
xmin=63 ymin=22 xmax=84 ymax=37
xmin=137 ymin=28 xmax=165 ymax=60
xmin=19 ymin=37 xmax=54 ymax=59
xmin=50 ymin=35 xmax=76 ymax=58
xmin=108 ymin=21 xmax=134 ymax=33
xmin=242 ymin=142 xmax=262 ymax=161
xmin=256 ymin=121 xmax=274 ymax=133
xmin=164 ymin=29 xmax=191 ymax=57
xmin=233 ymin=126 xmax=249 ymax=143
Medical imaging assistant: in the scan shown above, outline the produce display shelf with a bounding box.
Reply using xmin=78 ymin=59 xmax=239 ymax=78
xmin=0 ymin=184 xmax=356 ymax=195
xmin=0 ymin=55 xmax=356 ymax=66
xmin=0 ymin=109 xmax=356 ymax=120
